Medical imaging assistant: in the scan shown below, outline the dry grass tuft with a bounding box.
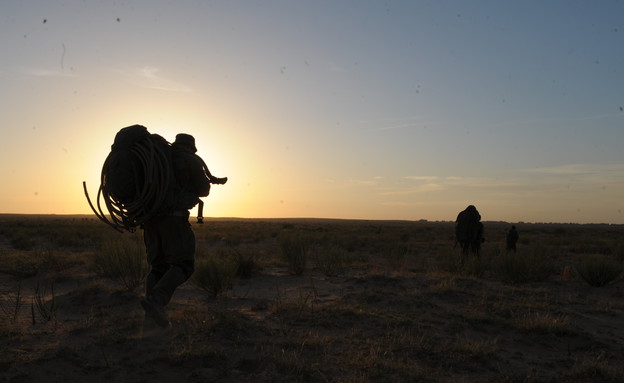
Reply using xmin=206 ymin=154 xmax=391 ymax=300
xmin=92 ymin=233 xmax=147 ymax=291
xmin=191 ymin=247 xmax=238 ymax=297
xmin=574 ymin=254 xmax=623 ymax=287
xmin=517 ymin=311 xmax=572 ymax=335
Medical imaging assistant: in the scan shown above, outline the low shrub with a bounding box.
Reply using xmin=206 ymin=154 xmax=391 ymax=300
xmin=437 ymin=248 xmax=463 ymax=274
xmin=437 ymin=247 xmax=489 ymax=277
xmin=278 ymin=233 xmax=310 ymax=275
xmin=35 ymin=249 xmax=83 ymax=273
xmin=495 ymin=248 xmax=555 ymax=283
xmin=574 ymin=254 xmax=623 ymax=287
xmin=92 ymin=234 xmax=147 ymax=291
xmin=191 ymin=249 xmax=238 ymax=297
xmin=461 ymin=254 xmax=489 ymax=278
xmin=10 ymin=234 xmax=35 ymax=251
xmin=382 ymin=243 xmax=409 ymax=269
xmin=311 ymin=243 xmax=351 ymax=276
xmin=0 ymin=247 xmax=83 ymax=278
xmin=32 ymin=280 xmax=58 ymax=324
xmin=233 ymin=248 xmax=259 ymax=279
xmin=517 ymin=311 xmax=572 ymax=335
xmin=0 ymin=249 xmax=40 ymax=278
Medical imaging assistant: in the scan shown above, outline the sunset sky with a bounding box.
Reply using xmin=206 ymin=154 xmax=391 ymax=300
xmin=1 ymin=1 xmax=623 ymax=223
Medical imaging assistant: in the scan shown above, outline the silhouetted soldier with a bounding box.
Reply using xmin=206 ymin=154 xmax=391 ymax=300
xmin=455 ymin=205 xmax=484 ymax=256
xmin=506 ymin=225 xmax=519 ymax=253
xmin=141 ymin=134 xmax=227 ymax=327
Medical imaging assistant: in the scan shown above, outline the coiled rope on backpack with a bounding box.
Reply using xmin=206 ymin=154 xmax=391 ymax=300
xmin=83 ymin=135 xmax=173 ymax=233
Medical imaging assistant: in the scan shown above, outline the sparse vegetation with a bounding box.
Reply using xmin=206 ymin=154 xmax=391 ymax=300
xmin=0 ymin=282 xmax=24 ymax=325
xmin=191 ymin=247 xmax=238 ymax=297
xmin=92 ymin=233 xmax=148 ymax=291
xmin=381 ymin=243 xmax=410 ymax=269
xmin=574 ymin=254 xmax=623 ymax=287
xmin=232 ymin=247 xmax=260 ymax=279
xmin=495 ymin=247 xmax=556 ymax=283
xmin=517 ymin=311 xmax=572 ymax=335
xmin=1 ymin=216 xmax=624 ymax=382
xmin=31 ymin=279 xmax=58 ymax=324
xmin=310 ymin=242 xmax=353 ymax=276
xmin=278 ymin=232 xmax=310 ymax=275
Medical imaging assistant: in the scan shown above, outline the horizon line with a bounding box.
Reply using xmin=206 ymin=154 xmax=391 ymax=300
xmin=0 ymin=213 xmax=621 ymax=226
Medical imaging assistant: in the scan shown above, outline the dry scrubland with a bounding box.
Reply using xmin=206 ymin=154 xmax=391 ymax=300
xmin=1 ymin=215 xmax=624 ymax=382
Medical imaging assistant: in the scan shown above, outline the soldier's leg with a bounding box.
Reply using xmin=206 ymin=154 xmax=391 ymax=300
xmin=143 ymin=218 xmax=167 ymax=297
xmin=145 ymin=264 xmax=169 ymax=296
xmin=141 ymin=217 xmax=175 ymax=327
xmin=148 ymin=216 xmax=195 ymax=306
xmin=149 ymin=260 xmax=194 ymax=306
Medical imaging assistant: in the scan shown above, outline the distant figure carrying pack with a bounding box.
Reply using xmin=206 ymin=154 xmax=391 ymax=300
xmin=455 ymin=205 xmax=484 ymax=257
xmin=506 ymin=225 xmax=519 ymax=253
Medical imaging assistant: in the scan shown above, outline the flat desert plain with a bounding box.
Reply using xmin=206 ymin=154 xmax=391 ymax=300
xmin=1 ymin=215 xmax=624 ymax=382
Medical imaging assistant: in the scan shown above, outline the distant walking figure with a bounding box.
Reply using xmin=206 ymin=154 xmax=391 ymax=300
xmin=455 ymin=205 xmax=484 ymax=257
xmin=506 ymin=225 xmax=519 ymax=252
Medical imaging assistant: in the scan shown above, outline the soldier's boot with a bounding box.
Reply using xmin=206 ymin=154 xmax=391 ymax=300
xmin=141 ymin=266 xmax=187 ymax=327
xmin=140 ymin=296 xmax=169 ymax=328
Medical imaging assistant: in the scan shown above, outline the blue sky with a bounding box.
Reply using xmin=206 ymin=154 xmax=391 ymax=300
xmin=1 ymin=1 xmax=623 ymax=223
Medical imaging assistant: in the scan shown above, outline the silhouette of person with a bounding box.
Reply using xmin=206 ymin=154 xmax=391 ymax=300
xmin=141 ymin=133 xmax=227 ymax=327
xmin=455 ymin=205 xmax=484 ymax=256
xmin=506 ymin=225 xmax=519 ymax=252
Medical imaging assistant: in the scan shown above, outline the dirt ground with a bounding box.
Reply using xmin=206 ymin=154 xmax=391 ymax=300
xmin=1 ymin=218 xmax=624 ymax=382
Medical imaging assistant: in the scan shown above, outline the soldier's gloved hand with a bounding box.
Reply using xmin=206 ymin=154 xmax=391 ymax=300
xmin=212 ymin=177 xmax=228 ymax=185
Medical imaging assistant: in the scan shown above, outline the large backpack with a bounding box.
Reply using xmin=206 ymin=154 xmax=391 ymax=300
xmin=83 ymin=125 xmax=177 ymax=232
xmin=455 ymin=205 xmax=481 ymax=242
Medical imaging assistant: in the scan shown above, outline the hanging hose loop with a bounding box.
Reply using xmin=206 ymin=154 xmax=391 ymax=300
xmin=83 ymin=126 xmax=174 ymax=232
